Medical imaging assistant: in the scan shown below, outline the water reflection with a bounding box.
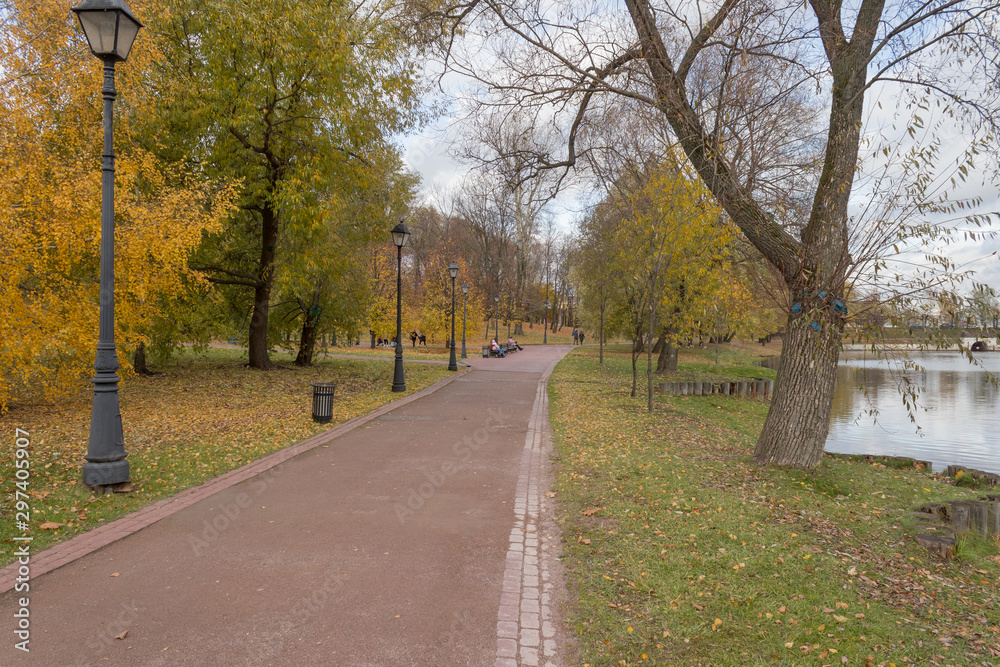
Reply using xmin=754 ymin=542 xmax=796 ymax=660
xmin=826 ymin=352 xmax=1000 ymax=474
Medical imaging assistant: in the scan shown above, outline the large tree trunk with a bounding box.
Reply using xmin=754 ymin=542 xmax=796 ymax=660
xmin=750 ymin=36 xmax=866 ymax=467
xmin=752 ymin=312 xmax=841 ymax=467
xmin=656 ymin=337 xmax=678 ymax=372
xmin=295 ymin=292 xmax=321 ymax=366
xmin=248 ymin=205 xmax=278 ymax=369
xmin=295 ymin=317 xmax=318 ymax=366
xmin=133 ymin=342 xmax=151 ymax=375
xmin=651 ymin=332 xmax=666 ymax=355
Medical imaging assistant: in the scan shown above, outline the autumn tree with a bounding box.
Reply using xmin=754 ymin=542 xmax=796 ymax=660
xmin=457 ymin=108 xmax=564 ymax=334
xmin=142 ymin=0 xmax=425 ymax=369
xmin=275 ymin=157 xmax=418 ymax=366
xmin=583 ymin=155 xmax=739 ymax=408
xmin=577 ymin=208 xmax=622 ymax=364
xmin=454 ymin=173 xmax=516 ymax=302
xmin=442 ymin=0 xmax=1000 ymax=467
xmin=0 ymin=0 xmax=234 ymax=409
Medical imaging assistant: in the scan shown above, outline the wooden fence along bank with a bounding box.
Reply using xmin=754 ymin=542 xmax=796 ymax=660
xmin=658 ymin=377 xmax=774 ymax=399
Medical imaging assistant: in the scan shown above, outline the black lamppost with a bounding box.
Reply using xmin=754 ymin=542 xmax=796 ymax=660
xmin=543 ymin=300 xmax=550 ymax=345
xmin=390 ymin=221 xmax=411 ymax=392
xmin=73 ymin=0 xmax=142 ymax=492
xmin=494 ymin=294 xmax=500 ymax=342
xmin=460 ymin=283 xmax=469 ymax=359
xmin=448 ymin=263 xmax=459 ymax=371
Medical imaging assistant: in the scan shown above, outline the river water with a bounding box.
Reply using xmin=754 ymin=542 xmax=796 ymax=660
xmin=825 ymin=351 xmax=1000 ymax=474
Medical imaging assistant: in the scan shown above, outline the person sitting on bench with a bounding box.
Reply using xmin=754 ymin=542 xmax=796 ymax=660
xmin=507 ymin=337 xmax=523 ymax=351
xmin=490 ymin=338 xmax=505 ymax=357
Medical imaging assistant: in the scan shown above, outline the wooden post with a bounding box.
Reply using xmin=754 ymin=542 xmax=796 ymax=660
xmin=948 ymin=501 xmax=972 ymax=532
xmin=969 ymin=501 xmax=990 ymax=537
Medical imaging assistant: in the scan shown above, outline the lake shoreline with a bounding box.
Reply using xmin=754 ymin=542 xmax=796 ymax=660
xmin=828 ymin=350 xmax=999 ymax=476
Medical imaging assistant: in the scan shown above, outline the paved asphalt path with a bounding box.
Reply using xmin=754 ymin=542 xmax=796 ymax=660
xmin=1 ymin=345 xmax=572 ymax=666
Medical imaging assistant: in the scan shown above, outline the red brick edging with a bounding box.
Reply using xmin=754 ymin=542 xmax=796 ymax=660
xmin=0 ymin=369 xmax=468 ymax=593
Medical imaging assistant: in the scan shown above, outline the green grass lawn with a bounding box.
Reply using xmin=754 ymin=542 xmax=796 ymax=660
xmin=0 ymin=348 xmax=451 ymax=565
xmin=549 ymin=344 xmax=999 ymax=666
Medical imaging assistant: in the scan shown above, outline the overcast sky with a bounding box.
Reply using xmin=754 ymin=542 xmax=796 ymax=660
xmin=401 ymin=26 xmax=1000 ymax=298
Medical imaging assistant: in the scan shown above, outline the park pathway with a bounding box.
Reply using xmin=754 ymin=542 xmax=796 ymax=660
xmin=0 ymin=345 xmax=571 ymax=666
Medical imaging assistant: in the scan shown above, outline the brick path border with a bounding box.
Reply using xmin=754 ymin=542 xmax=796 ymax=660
xmin=0 ymin=369 xmax=467 ymax=594
xmin=495 ymin=357 xmax=563 ymax=667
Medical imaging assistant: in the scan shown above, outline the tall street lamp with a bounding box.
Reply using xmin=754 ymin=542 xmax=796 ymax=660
xmin=494 ymin=294 xmax=500 ymax=342
xmin=460 ymin=283 xmax=469 ymax=359
xmin=448 ymin=263 xmax=459 ymax=371
xmin=543 ymin=301 xmax=550 ymax=345
xmin=390 ymin=221 xmax=411 ymax=392
xmin=73 ymin=0 xmax=142 ymax=492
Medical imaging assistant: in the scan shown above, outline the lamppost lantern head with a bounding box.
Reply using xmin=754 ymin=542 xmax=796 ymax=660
xmin=494 ymin=294 xmax=500 ymax=303
xmin=544 ymin=301 xmax=550 ymax=309
xmin=461 ymin=283 xmax=469 ymax=294
xmin=72 ymin=0 xmax=142 ymax=62
xmin=390 ymin=221 xmax=410 ymax=248
xmin=448 ymin=262 xmax=459 ymax=279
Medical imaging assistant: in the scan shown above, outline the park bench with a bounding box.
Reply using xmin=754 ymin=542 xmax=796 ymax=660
xmin=482 ymin=344 xmax=512 ymax=358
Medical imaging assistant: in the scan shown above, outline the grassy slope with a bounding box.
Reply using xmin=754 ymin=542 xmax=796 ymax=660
xmin=1 ymin=348 xmax=451 ymax=565
xmin=549 ymin=344 xmax=999 ymax=666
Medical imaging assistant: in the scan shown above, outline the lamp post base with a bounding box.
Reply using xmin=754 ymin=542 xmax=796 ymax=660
xmin=392 ymin=352 xmax=406 ymax=392
xmin=82 ymin=459 xmax=130 ymax=491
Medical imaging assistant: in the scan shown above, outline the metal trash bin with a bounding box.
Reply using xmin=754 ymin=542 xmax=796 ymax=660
xmin=310 ymin=383 xmax=337 ymax=423
xmin=482 ymin=345 xmax=489 ymax=358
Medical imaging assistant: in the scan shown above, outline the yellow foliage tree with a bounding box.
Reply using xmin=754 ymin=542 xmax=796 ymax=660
xmin=584 ymin=153 xmax=757 ymax=409
xmin=413 ymin=256 xmax=483 ymax=346
xmin=0 ymin=0 xmax=235 ymax=409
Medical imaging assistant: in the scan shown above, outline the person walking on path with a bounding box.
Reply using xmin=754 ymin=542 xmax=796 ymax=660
xmin=410 ymin=330 xmax=418 ymax=347
xmin=579 ymin=330 xmax=585 ymax=345
xmin=572 ymin=328 xmax=579 ymax=345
